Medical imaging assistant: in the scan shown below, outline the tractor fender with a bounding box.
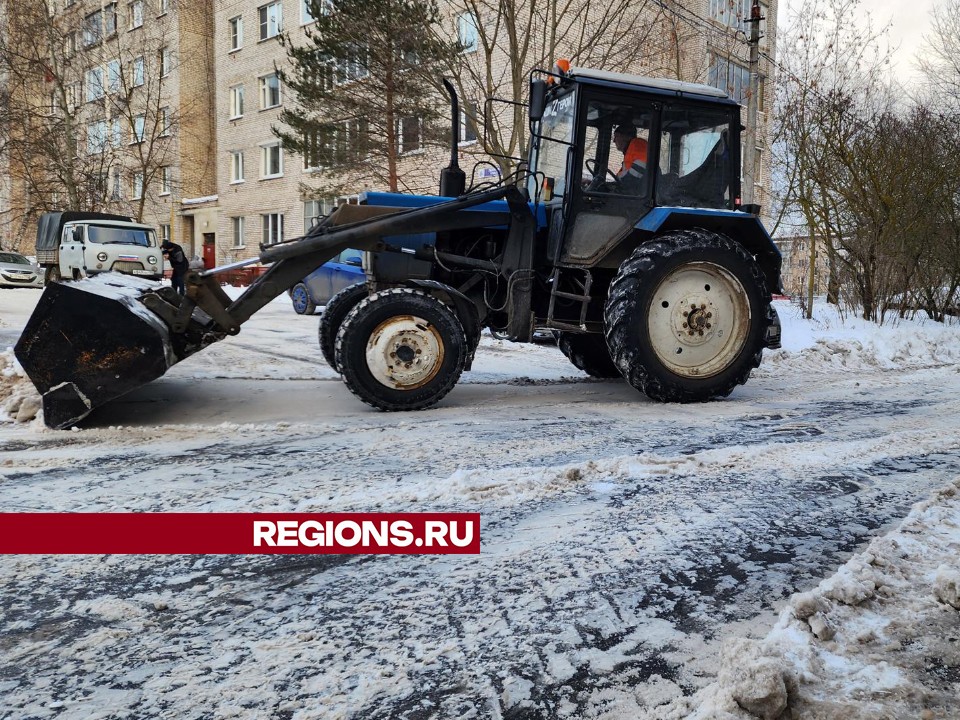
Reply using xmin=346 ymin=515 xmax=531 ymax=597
xmin=636 ymin=207 xmax=783 ymax=294
xmin=405 ymin=279 xmax=482 ymax=370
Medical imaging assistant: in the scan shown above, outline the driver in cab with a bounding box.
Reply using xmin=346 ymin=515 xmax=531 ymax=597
xmin=613 ymin=123 xmax=648 ymax=181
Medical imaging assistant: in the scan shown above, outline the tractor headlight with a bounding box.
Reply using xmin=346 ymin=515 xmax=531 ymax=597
xmin=97 ymin=252 xmax=108 ymax=262
xmin=148 ymin=255 xmax=158 ymax=265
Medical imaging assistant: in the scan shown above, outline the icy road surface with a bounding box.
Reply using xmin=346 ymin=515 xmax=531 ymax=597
xmin=1 ymin=287 xmax=959 ymax=719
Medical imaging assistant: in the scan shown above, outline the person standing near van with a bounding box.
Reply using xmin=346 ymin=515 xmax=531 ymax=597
xmin=161 ymin=240 xmax=189 ymax=295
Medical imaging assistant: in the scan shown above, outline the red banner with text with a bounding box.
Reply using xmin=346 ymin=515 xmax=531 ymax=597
xmin=0 ymin=513 xmax=481 ymax=554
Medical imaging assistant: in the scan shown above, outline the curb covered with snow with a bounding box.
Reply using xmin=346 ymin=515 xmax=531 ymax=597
xmin=665 ymin=479 xmax=960 ymax=720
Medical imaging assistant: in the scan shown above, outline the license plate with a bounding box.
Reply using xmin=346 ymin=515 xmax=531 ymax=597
xmin=131 ymin=270 xmax=154 ymax=275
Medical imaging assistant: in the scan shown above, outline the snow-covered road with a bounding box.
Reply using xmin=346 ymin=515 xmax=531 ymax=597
xmin=1 ymin=288 xmax=958 ymax=719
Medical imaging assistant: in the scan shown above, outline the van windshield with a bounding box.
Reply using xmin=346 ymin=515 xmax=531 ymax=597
xmin=87 ymin=226 xmax=156 ymax=247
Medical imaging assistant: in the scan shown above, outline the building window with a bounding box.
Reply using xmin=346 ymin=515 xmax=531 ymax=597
xmin=132 ymin=56 xmax=145 ymax=87
xmin=709 ymin=0 xmax=768 ymax=33
xmin=258 ymin=2 xmax=282 ymax=40
xmin=708 ymin=54 xmax=753 ymax=105
xmin=158 ymin=0 xmax=169 ymax=15
xmin=87 ymin=120 xmax=107 ymax=154
xmin=300 ymin=0 xmax=331 ymax=24
xmin=334 ymin=45 xmax=368 ymax=85
xmin=159 ymin=47 xmax=171 ymax=77
xmin=457 ymin=12 xmax=478 ymax=53
xmin=159 ymin=224 xmax=171 ymax=244
xmin=159 ymin=107 xmax=170 ymax=136
xmin=85 ymin=67 xmax=104 ymax=101
xmin=398 ymin=116 xmax=421 ymax=154
xmin=111 ymin=166 xmax=123 ymax=200
xmin=67 ymin=82 xmax=81 ymax=112
xmin=303 ymin=199 xmax=330 ymax=228
xmin=259 ymin=73 xmax=281 ymax=109
xmin=261 ymin=142 xmax=283 ymax=177
xmin=110 ymin=117 xmax=122 ymax=147
xmin=105 ymin=3 xmax=118 ymax=35
xmin=232 ymin=216 xmax=245 ymax=248
xmin=229 ymin=85 xmax=244 ymax=118
xmin=129 ymin=0 xmax=143 ymax=29
xmin=132 ymin=114 xmax=145 ymax=143
xmin=460 ymin=101 xmax=477 ymax=144
xmin=132 ymin=171 xmax=144 ymax=199
xmin=229 ymin=15 xmax=243 ymax=51
xmin=107 ymin=59 xmax=121 ymax=93
xmin=230 ymin=151 xmax=245 ymax=182
xmin=83 ymin=10 xmax=102 ymax=46
xmin=160 ymin=167 xmax=171 ymax=195
xmin=261 ymin=213 xmax=284 ymax=244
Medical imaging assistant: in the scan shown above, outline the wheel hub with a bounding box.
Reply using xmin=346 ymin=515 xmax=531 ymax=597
xmin=647 ymin=263 xmax=750 ymax=378
xmin=365 ymin=315 xmax=444 ymax=390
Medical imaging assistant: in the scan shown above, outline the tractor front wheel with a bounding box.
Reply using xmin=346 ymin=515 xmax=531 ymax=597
xmin=604 ymin=229 xmax=770 ymax=402
xmin=318 ymin=282 xmax=368 ymax=371
xmin=335 ymin=288 xmax=467 ymax=411
xmin=556 ymin=332 xmax=622 ymax=379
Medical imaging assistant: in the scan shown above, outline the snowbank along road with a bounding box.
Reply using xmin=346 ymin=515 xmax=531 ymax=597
xmin=1 ymin=288 xmax=958 ymax=719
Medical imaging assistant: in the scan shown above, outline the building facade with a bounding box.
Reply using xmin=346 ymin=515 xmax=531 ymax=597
xmin=1 ymin=0 xmax=777 ymax=262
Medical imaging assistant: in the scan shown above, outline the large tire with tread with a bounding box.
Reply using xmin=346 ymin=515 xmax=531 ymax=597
xmin=556 ymin=332 xmax=622 ymax=378
xmin=290 ymin=283 xmax=317 ymax=315
xmin=319 ymin=282 xmax=368 ymax=371
xmin=336 ymin=288 xmax=467 ymax=411
xmin=604 ymin=229 xmax=770 ymax=402
xmin=45 ymin=266 xmax=62 ymax=284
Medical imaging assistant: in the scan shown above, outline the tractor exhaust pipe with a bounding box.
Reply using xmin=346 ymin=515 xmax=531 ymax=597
xmin=439 ymin=78 xmax=466 ymax=197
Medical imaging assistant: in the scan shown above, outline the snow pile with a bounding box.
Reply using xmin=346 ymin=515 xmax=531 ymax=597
xmin=669 ymin=478 xmax=960 ymax=720
xmin=766 ymin=300 xmax=960 ymax=374
xmin=0 ymin=349 xmax=41 ymax=424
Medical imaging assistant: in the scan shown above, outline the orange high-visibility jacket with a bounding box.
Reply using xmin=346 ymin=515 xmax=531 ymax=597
xmin=619 ymin=137 xmax=648 ymax=177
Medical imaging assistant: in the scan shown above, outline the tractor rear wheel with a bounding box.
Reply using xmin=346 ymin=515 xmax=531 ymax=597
xmin=556 ymin=332 xmax=622 ymax=378
xmin=604 ymin=229 xmax=770 ymax=402
xmin=336 ymin=288 xmax=467 ymax=411
xmin=318 ymin=282 xmax=368 ymax=371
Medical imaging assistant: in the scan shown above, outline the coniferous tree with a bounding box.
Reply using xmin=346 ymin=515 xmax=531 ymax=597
xmin=276 ymin=0 xmax=457 ymax=196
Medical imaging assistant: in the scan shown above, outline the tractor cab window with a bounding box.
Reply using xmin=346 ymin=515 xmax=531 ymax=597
xmin=657 ymin=105 xmax=734 ymax=209
xmin=529 ymin=88 xmax=575 ymax=201
xmin=582 ymin=100 xmax=654 ymax=197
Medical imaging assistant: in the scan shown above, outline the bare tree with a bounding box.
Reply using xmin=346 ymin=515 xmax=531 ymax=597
xmin=438 ymin=0 xmax=679 ymax=176
xmin=0 ymin=0 xmax=188 ymax=248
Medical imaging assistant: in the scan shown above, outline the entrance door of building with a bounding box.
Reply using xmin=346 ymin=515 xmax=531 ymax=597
xmin=202 ymin=233 xmax=216 ymax=269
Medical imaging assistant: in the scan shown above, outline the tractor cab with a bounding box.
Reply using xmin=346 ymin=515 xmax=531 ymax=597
xmin=528 ymin=66 xmax=743 ymax=268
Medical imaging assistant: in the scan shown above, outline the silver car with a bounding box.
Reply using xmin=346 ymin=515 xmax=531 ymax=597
xmin=0 ymin=252 xmax=44 ymax=288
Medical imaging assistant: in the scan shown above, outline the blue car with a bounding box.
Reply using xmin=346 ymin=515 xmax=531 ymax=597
xmin=289 ymin=249 xmax=364 ymax=314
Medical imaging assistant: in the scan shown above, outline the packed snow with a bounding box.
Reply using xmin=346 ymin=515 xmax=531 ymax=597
xmin=0 ymin=284 xmax=958 ymax=719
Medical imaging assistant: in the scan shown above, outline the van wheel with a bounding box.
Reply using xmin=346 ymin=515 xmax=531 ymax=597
xmin=318 ymin=282 xmax=367 ymax=371
xmin=604 ymin=229 xmax=770 ymax=402
xmin=335 ymin=288 xmax=466 ymax=411
xmin=45 ymin=266 xmax=62 ymax=284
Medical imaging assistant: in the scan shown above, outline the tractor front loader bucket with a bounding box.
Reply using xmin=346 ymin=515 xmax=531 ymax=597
xmin=14 ymin=274 xmax=186 ymax=429
xmin=15 ymin=185 xmax=530 ymax=429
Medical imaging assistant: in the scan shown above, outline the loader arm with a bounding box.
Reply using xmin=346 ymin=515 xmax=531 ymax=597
xmin=15 ymin=185 xmax=531 ymax=429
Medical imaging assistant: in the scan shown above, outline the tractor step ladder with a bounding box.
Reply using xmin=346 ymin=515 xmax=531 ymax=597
xmin=547 ymin=267 xmax=594 ymax=331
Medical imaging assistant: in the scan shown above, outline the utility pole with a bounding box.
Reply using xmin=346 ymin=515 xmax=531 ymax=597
xmin=742 ymin=0 xmax=762 ymax=210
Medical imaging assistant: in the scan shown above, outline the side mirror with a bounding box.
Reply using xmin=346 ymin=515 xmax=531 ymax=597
xmin=72 ymin=226 xmax=84 ymax=243
xmin=529 ymin=79 xmax=547 ymax=122
xmin=343 ymin=255 xmax=362 ymax=267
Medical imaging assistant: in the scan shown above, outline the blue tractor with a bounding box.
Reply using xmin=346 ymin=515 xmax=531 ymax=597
xmin=16 ymin=65 xmax=781 ymax=428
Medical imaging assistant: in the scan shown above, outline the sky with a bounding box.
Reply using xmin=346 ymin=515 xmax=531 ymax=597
xmin=778 ymin=0 xmax=939 ymax=84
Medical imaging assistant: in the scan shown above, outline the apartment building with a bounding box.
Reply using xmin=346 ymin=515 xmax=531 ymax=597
xmin=1 ymin=1 xmax=777 ymax=261
xmin=0 ymin=0 xmax=215 ymax=256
